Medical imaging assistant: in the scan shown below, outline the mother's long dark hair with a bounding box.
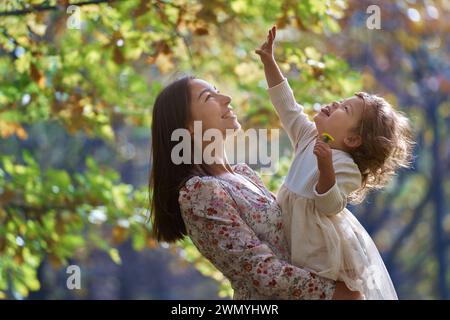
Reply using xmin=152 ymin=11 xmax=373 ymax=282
xmin=149 ymin=76 xmax=212 ymax=242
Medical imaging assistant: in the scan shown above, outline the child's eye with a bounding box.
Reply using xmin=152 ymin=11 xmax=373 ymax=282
xmin=205 ymin=94 xmax=212 ymax=101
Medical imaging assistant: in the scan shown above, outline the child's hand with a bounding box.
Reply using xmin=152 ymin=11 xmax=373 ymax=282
xmin=314 ymin=137 xmax=335 ymax=194
xmin=255 ymin=26 xmax=276 ymax=65
xmin=314 ymin=138 xmax=333 ymax=171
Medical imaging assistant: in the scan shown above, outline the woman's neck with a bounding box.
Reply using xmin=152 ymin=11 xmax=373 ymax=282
xmin=208 ymin=163 xmax=234 ymax=176
xmin=194 ymin=139 xmax=235 ymax=176
xmin=207 ymin=144 xmax=234 ymax=176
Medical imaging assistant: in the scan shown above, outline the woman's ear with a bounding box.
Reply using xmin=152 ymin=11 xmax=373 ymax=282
xmin=344 ymin=134 xmax=362 ymax=149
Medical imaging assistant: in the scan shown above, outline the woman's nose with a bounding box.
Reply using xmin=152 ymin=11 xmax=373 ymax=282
xmin=220 ymin=94 xmax=232 ymax=105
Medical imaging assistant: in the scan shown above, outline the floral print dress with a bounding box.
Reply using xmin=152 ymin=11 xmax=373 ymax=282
xmin=178 ymin=163 xmax=335 ymax=299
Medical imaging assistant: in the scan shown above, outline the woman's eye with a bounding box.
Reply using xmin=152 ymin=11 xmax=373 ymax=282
xmin=205 ymin=95 xmax=211 ymax=101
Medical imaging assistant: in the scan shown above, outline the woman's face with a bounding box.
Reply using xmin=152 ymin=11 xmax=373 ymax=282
xmin=188 ymin=79 xmax=241 ymax=136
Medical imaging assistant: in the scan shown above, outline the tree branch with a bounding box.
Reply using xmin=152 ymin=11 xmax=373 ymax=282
xmin=0 ymin=0 xmax=116 ymax=16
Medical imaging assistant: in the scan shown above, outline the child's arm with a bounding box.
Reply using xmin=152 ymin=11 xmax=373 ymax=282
xmin=255 ymin=26 xmax=284 ymax=88
xmin=313 ymin=138 xmax=336 ymax=194
xmin=255 ymin=26 xmax=316 ymax=151
xmin=313 ymin=138 xmax=362 ymax=216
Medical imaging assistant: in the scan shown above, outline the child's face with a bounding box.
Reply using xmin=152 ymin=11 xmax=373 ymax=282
xmin=188 ymin=79 xmax=241 ymax=136
xmin=313 ymin=95 xmax=365 ymax=150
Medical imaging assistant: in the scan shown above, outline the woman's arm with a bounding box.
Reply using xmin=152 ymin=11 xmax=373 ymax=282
xmin=179 ymin=176 xmax=336 ymax=299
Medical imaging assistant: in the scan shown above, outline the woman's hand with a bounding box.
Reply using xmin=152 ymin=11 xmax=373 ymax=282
xmin=255 ymin=25 xmax=277 ymax=65
xmin=332 ymin=281 xmax=363 ymax=300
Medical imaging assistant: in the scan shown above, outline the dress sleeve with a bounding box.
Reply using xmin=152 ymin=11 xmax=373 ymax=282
xmin=313 ymin=157 xmax=362 ymax=216
xmin=179 ymin=176 xmax=336 ymax=299
xmin=267 ymin=78 xmax=317 ymax=152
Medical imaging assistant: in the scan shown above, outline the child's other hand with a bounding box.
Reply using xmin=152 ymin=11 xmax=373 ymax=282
xmin=314 ymin=138 xmax=333 ymax=170
xmin=255 ymin=25 xmax=276 ymax=65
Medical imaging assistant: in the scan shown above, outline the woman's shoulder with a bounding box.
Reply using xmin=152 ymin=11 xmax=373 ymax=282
xmin=180 ymin=164 xmax=253 ymax=193
xmin=178 ymin=175 xmax=238 ymax=218
xmin=233 ymin=163 xmax=270 ymax=191
xmin=179 ymin=175 xmax=233 ymax=204
xmin=232 ymin=162 xmax=261 ymax=180
xmin=232 ymin=162 xmax=252 ymax=175
xmin=179 ymin=163 xmax=267 ymax=197
xmin=181 ymin=175 xmax=222 ymax=193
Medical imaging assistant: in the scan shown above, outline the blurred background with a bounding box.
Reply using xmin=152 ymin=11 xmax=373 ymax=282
xmin=0 ymin=0 xmax=449 ymax=299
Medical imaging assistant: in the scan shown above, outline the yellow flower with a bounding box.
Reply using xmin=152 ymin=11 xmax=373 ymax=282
xmin=322 ymin=132 xmax=335 ymax=143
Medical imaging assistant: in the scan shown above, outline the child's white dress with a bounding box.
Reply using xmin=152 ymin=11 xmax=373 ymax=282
xmin=268 ymin=78 xmax=398 ymax=300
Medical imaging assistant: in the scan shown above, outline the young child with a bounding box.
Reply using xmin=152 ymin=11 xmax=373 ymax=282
xmin=255 ymin=26 xmax=414 ymax=299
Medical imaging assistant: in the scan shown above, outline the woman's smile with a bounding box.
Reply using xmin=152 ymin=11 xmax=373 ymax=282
xmin=222 ymin=109 xmax=236 ymax=119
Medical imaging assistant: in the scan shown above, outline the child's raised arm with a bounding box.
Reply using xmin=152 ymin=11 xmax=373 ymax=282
xmin=255 ymin=26 xmax=284 ymax=88
xmin=255 ymin=26 xmax=317 ymax=152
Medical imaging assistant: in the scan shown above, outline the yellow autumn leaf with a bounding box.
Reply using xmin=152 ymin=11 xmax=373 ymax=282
xmin=109 ymin=248 xmax=122 ymax=265
xmin=27 ymin=15 xmax=47 ymax=36
xmin=15 ymin=53 xmax=31 ymax=74
xmin=155 ymin=53 xmax=175 ymax=74
xmin=16 ymin=126 xmax=28 ymax=140
xmin=234 ymin=62 xmax=262 ymax=84
xmin=0 ymin=120 xmax=28 ymax=140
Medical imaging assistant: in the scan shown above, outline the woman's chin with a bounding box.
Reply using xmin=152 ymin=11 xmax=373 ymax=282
xmin=224 ymin=117 xmax=241 ymax=130
xmin=232 ymin=120 xmax=241 ymax=130
xmin=221 ymin=123 xmax=240 ymax=137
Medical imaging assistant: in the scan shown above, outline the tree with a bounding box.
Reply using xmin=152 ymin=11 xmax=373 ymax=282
xmin=331 ymin=0 xmax=450 ymax=299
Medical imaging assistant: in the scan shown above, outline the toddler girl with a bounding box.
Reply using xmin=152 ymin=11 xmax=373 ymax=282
xmin=256 ymin=26 xmax=414 ymax=299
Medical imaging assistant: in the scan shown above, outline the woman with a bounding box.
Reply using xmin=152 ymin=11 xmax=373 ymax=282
xmin=149 ymin=76 xmax=360 ymax=299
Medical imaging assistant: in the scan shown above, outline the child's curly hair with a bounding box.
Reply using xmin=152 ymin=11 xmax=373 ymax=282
xmin=348 ymin=92 xmax=415 ymax=204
